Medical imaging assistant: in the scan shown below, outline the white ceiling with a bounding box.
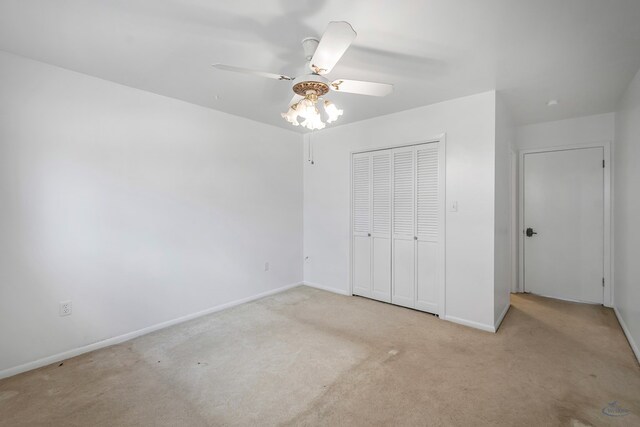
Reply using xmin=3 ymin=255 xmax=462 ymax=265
xmin=2 ymin=0 xmax=640 ymax=132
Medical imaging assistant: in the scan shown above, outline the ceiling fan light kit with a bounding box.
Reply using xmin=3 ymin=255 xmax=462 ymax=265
xmin=281 ymin=95 xmax=327 ymax=130
xmin=213 ymin=21 xmax=392 ymax=131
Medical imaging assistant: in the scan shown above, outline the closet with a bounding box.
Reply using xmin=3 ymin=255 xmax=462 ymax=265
xmin=351 ymin=142 xmax=442 ymax=315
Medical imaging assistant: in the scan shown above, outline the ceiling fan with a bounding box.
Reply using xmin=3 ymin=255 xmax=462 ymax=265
xmin=212 ymin=21 xmax=393 ymax=130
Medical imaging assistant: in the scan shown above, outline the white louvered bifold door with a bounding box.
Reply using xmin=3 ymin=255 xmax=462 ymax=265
xmin=352 ymin=152 xmax=372 ymax=297
xmin=352 ymin=142 xmax=441 ymax=314
xmin=415 ymin=143 xmax=439 ymax=313
xmin=370 ymin=151 xmax=392 ymax=302
xmin=391 ymin=147 xmax=416 ymax=308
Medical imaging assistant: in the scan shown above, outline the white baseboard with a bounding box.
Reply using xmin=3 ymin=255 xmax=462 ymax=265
xmin=613 ymin=306 xmax=640 ymax=365
xmin=443 ymin=315 xmax=496 ymax=333
xmin=301 ymin=281 xmax=351 ymax=296
xmin=303 ymin=282 xmax=499 ymax=333
xmin=0 ymin=282 xmax=303 ymax=380
xmin=494 ymin=303 xmax=511 ymax=332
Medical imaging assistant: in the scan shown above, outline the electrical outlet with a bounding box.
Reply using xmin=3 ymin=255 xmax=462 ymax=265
xmin=264 ymin=262 xmax=270 ymax=272
xmin=59 ymin=301 xmax=72 ymax=317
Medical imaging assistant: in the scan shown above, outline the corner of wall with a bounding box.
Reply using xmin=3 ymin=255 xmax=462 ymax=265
xmin=493 ymin=92 xmax=515 ymax=326
xmin=612 ymin=65 xmax=640 ymax=364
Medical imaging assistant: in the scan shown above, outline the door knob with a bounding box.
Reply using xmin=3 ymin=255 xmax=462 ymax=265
xmin=414 ymin=236 xmax=418 ymax=240
xmin=367 ymin=233 xmax=371 ymax=237
xmin=526 ymin=227 xmax=537 ymax=237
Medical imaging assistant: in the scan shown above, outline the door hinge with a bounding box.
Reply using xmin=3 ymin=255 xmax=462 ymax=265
xmin=602 ymin=159 xmax=605 ymax=168
xmin=602 ymin=277 xmax=605 ymax=287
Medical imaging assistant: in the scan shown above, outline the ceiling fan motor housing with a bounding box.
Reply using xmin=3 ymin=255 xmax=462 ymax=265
xmin=292 ymin=73 xmax=330 ymax=96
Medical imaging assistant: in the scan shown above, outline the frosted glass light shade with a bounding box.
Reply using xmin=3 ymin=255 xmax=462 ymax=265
xmin=324 ymin=100 xmax=343 ymax=123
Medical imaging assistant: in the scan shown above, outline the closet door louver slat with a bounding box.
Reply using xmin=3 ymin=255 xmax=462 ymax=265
xmin=393 ymin=150 xmax=414 ymax=237
xmin=353 ymin=155 xmax=370 ymax=234
xmin=416 ymin=145 xmax=439 ymax=242
xmin=372 ymin=152 xmax=391 ymax=236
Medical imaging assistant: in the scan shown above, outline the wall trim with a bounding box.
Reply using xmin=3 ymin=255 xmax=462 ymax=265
xmin=443 ymin=315 xmax=496 ymax=333
xmin=303 ymin=281 xmax=501 ymax=334
xmin=614 ymin=307 xmax=640 ymax=365
xmin=0 ymin=282 xmax=303 ymax=380
xmin=494 ymin=303 xmax=511 ymax=332
xmin=301 ymin=281 xmax=351 ymax=296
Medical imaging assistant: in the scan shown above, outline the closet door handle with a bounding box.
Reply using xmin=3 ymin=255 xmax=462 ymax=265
xmin=414 ymin=236 xmax=418 ymax=240
xmin=368 ymin=233 xmax=371 ymax=237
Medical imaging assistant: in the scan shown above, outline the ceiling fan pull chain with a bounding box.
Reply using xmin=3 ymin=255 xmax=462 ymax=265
xmin=308 ymin=134 xmax=315 ymax=165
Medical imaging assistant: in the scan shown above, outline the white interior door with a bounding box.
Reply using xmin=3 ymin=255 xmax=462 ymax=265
xmin=392 ymin=147 xmax=416 ymax=308
xmin=371 ymin=151 xmax=392 ymax=302
xmin=523 ymin=147 xmax=604 ymax=304
xmin=415 ymin=144 xmax=439 ymax=313
xmin=352 ymin=153 xmax=371 ymax=298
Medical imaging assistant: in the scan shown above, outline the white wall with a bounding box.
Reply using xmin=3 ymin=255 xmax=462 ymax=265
xmin=303 ymin=91 xmax=499 ymax=330
xmin=516 ymin=112 xmax=615 ymax=151
xmin=0 ymin=51 xmax=303 ymax=376
xmin=494 ymin=94 xmax=515 ymax=327
xmin=614 ymin=67 xmax=640 ymax=362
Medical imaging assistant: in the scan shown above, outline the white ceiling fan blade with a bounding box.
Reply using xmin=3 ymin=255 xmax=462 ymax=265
xmin=331 ymin=79 xmax=393 ymax=96
xmin=212 ymin=64 xmax=292 ymax=81
xmin=309 ymin=22 xmax=357 ymax=75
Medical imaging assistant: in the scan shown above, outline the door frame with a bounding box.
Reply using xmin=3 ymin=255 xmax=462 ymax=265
xmin=517 ymin=141 xmax=612 ymax=307
xmin=349 ymin=134 xmax=447 ymax=317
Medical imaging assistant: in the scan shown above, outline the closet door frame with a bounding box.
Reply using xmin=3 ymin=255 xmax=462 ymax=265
xmin=349 ymin=134 xmax=446 ymax=317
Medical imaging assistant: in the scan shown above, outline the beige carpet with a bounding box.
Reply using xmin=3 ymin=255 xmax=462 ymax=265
xmin=1 ymin=286 xmax=639 ymax=426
